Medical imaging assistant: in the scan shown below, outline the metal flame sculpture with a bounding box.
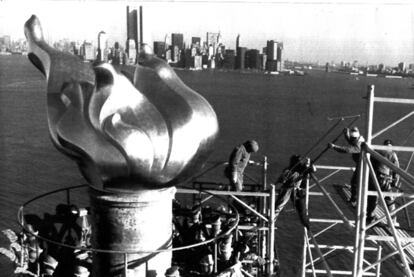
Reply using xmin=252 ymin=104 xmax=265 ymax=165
xmin=24 ymin=15 xmax=219 ymax=191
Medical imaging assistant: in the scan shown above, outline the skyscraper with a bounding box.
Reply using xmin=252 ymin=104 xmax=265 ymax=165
xmin=126 ymin=6 xmax=138 ymax=62
xmin=126 ymin=5 xmax=143 ymax=62
xmin=192 ymin=37 xmax=201 ymax=47
xmin=246 ymin=49 xmax=260 ymax=69
xmin=277 ymin=42 xmax=283 ymax=61
xmin=171 ymin=33 xmax=184 ymax=50
xmin=97 ymin=31 xmax=108 ymax=62
xmin=236 ymin=47 xmax=247 ymax=70
xmin=153 ymin=41 xmax=166 ymax=59
xmin=266 ymin=40 xmax=278 ymax=61
xmin=206 ymin=32 xmax=219 ymax=47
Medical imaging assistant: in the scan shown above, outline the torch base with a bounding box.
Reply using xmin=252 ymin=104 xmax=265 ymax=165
xmin=89 ymin=186 xmax=176 ymax=277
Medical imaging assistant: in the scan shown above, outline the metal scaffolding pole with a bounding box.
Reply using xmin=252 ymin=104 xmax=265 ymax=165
xmin=353 ymin=84 xmax=374 ymax=277
xmin=267 ymin=184 xmax=276 ymax=276
xmin=364 ymin=155 xmax=413 ymax=277
xmin=301 ymin=175 xmax=311 ymax=277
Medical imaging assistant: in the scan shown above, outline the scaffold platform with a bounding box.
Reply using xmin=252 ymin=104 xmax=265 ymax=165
xmin=337 ymin=183 xmax=414 ymax=269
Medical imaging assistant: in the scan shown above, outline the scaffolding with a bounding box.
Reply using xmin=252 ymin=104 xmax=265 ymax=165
xmin=302 ymin=85 xmax=414 ymax=277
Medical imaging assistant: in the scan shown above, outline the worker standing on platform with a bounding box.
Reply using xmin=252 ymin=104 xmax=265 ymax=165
xmin=273 ymin=155 xmax=316 ymax=229
xmin=225 ymin=140 xmax=259 ymax=192
xmin=328 ymin=127 xmax=365 ymax=206
xmin=367 ymin=139 xmax=400 ymax=224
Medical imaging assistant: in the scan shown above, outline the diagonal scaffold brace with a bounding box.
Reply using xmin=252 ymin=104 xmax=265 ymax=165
xmin=311 ymin=115 xmax=360 ymax=164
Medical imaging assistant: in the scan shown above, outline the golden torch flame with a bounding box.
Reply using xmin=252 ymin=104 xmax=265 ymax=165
xmin=24 ymin=15 xmax=219 ymax=191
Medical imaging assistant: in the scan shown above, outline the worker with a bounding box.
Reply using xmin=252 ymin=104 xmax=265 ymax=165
xmin=273 ymin=155 xmax=316 ymax=229
xmin=329 ymin=127 xmax=365 ymax=206
xmin=225 ymin=140 xmax=259 ymax=192
xmin=367 ymin=139 xmax=400 ymax=225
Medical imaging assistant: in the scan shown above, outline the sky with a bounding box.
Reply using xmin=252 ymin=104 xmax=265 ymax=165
xmin=1 ymin=0 xmax=414 ymax=66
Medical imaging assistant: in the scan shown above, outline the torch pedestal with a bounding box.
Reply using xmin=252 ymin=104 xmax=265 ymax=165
xmin=89 ymin=186 xmax=176 ymax=277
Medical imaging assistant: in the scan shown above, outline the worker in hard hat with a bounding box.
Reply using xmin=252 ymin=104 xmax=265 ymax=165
xmin=225 ymin=140 xmax=259 ymax=192
xmin=366 ymin=139 xmax=400 ymax=225
xmin=273 ymin=155 xmax=316 ymax=229
xmin=329 ymin=127 xmax=365 ymax=207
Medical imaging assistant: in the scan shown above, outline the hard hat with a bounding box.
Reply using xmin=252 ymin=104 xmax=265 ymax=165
xmin=350 ymin=127 xmax=360 ymax=138
xmin=73 ymin=265 xmax=90 ymax=277
xmin=245 ymin=140 xmax=259 ymax=153
xmin=43 ymin=255 xmax=58 ymax=269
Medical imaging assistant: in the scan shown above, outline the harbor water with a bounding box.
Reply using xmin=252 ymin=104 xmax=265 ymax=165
xmin=1 ymin=55 xmax=413 ymax=276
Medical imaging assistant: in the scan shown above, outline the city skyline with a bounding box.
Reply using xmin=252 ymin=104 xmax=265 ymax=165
xmin=1 ymin=1 xmax=414 ymax=66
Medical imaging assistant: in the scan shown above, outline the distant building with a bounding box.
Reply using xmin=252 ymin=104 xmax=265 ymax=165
xmin=184 ymin=48 xmax=194 ymax=68
xmin=127 ymin=39 xmax=137 ymax=64
xmin=171 ymin=33 xmax=184 ymax=50
xmin=206 ymin=32 xmax=219 ymax=47
xmin=208 ymin=44 xmax=214 ymax=60
xmin=165 ymin=48 xmax=172 ymax=62
xmin=398 ymin=62 xmax=406 ymax=72
xmin=126 ymin=6 xmax=142 ymax=59
xmin=223 ymin=49 xmax=236 ymax=70
xmin=192 ymin=37 xmax=201 ymax=47
xmin=236 ymin=34 xmax=240 ymax=49
xmin=276 ymin=60 xmax=282 ymax=71
xmin=260 ymin=54 xmax=267 ymax=71
xmin=246 ymin=49 xmax=260 ymax=69
xmin=352 ymin=60 xmax=359 ymax=68
xmin=110 ymin=42 xmax=122 ymax=66
xmin=266 ymin=60 xmax=278 ymax=72
xmin=97 ymin=31 xmax=108 ymax=62
xmin=277 ymin=42 xmax=283 ymax=69
xmin=153 ymin=41 xmax=166 ymax=59
xmin=266 ymin=40 xmax=278 ymax=61
xmin=172 ymin=45 xmax=180 ymax=63
xmin=236 ymin=47 xmax=247 ymax=70
xmin=81 ymin=42 xmax=95 ymax=61
xmin=194 ymin=55 xmax=202 ymax=70
xmin=202 ymin=54 xmax=209 ymax=68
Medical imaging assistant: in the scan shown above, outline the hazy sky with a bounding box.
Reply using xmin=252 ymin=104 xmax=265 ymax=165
xmin=1 ymin=0 xmax=414 ymax=65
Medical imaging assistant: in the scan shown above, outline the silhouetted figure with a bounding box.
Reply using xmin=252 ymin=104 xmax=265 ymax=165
xmin=273 ymin=155 xmax=316 ymax=229
xmin=329 ymin=127 xmax=365 ymax=206
xmin=367 ymin=139 xmax=400 ymax=224
xmin=225 ymin=140 xmax=259 ymax=191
